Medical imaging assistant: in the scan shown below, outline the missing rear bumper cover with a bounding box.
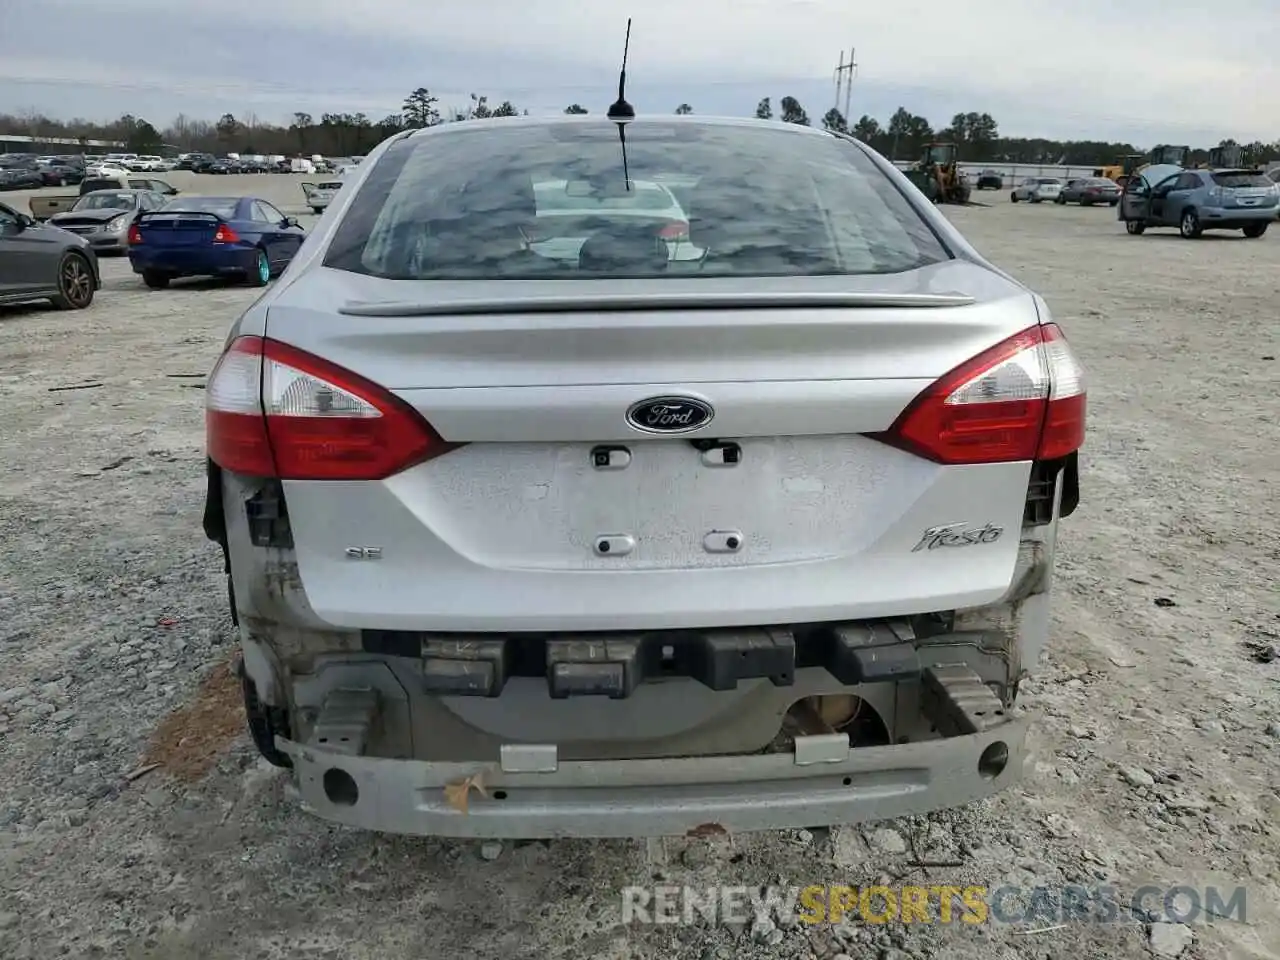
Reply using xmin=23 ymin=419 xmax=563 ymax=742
xmin=363 ymin=619 xmax=924 ymax=699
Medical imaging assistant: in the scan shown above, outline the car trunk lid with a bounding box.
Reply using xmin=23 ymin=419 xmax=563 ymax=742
xmin=227 ymin=263 xmax=1075 ymax=631
xmin=134 ymin=212 xmax=221 ymax=245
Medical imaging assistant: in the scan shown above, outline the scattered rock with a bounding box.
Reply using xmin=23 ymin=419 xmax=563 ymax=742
xmin=1121 ymin=767 xmax=1156 ymax=789
xmin=865 ymin=827 xmax=908 ymax=855
xmin=749 ymin=915 xmax=776 ymax=943
xmin=141 ymin=788 xmax=169 ymax=809
xmin=1147 ymin=921 xmax=1193 ymax=956
xmin=1248 ymin=643 xmax=1278 ymax=664
xmin=479 ymin=841 xmax=503 ymax=861
xmin=1265 ymin=722 xmax=1280 ymax=738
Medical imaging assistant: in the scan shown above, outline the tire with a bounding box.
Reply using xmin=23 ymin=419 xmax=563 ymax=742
xmin=1011 ymin=192 xmax=1019 ymax=203
xmin=310 ymin=206 xmax=322 ymax=214
xmin=142 ymin=270 xmax=170 ymax=289
xmin=1109 ymin=199 xmax=1119 ymax=206
xmin=1242 ymin=222 xmax=1268 ymax=238
xmin=1055 ymin=195 xmax=1066 ymax=205
xmin=49 ymin=251 xmax=94 ymax=309
xmin=246 ymin=247 xmax=271 ymax=287
xmin=1125 ymin=220 xmax=1146 ymax=235
xmin=1179 ymin=208 xmax=1202 ymax=239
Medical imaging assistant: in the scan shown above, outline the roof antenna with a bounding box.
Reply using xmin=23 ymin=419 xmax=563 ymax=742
xmin=607 ymin=18 xmax=635 ymax=121
xmin=605 ymin=18 xmax=635 ymax=190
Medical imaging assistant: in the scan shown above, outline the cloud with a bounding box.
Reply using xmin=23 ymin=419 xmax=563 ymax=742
xmin=1 ymin=0 xmax=1276 ymax=142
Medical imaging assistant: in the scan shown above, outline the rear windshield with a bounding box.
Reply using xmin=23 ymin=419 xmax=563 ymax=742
xmin=323 ymin=121 xmax=951 ymax=280
xmin=75 ymin=193 xmax=135 ymax=210
xmin=1211 ymin=172 xmax=1271 ymax=188
xmin=1087 ymin=178 xmax=1116 ymax=186
xmin=317 ymin=181 xmax=344 ymax=190
xmin=162 ymin=197 xmax=238 ymax=218
xmin=1037 ymin=178 xmax=1060 ymax=185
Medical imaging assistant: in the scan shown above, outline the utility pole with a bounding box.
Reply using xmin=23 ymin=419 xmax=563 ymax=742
xmin=833 ymin=48 xmax=857 ymax=124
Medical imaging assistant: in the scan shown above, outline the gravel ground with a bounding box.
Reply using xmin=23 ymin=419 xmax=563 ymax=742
xmin=1 ymin=174 xmax=1277 ymax=960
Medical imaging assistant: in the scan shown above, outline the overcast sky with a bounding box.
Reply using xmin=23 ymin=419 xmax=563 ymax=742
xmin=1 ymin=0 xmax=1276 ymax=146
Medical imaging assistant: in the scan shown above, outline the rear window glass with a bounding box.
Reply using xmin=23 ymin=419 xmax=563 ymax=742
xmin=75 ymin=193 xmax=135 ymax=210
xmin=324 ymin=121 xmax=950 ymax=280
xmin=1211 ymin=172 xmax=1271 ymax=188
xmin=162 ymin=197 xmax=238 ymax=218
xmin=317 ymin=181 xmax=344 ymax=190
xmin=1037 ymin=178 xmax=1060 ymax=185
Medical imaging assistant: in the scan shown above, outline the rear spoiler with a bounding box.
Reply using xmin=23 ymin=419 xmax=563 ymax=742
xmin=135 ymin=211 xmax=224 ymax=224
xmin=340 ymin=291 xmax=977 ymax=317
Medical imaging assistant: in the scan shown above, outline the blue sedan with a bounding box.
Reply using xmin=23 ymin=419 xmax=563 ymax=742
xmin=127 ymin=195 xmax=306 ymax=288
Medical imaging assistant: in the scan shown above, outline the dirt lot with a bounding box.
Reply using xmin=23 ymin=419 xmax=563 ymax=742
xmin=0 ymin=174 xmax=1277 ymax=960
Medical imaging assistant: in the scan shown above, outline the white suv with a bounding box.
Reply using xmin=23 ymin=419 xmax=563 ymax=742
xmin=203 ymin=115 xmax=1086 ymax=839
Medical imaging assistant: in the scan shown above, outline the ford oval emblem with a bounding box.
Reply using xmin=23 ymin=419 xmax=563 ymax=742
xmin=625 ymin=396 xmax=714 ymax=434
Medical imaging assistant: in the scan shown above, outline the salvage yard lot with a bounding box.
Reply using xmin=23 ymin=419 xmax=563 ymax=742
xmin=1 ymin=175 xmax=1278 ymax=960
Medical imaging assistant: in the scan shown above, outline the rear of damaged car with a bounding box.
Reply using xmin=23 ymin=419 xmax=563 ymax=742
xmin=203 ymin=116 xmax=1085 ymax=839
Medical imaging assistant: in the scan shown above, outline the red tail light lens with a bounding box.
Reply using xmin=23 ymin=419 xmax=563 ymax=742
xmin=127 ymin=224 xmax=143 ymax=245
xmin=658 ymin=220 xmax=689 ymax=241
xmin=877 ymin=324 xmax=1086 ymax=464
xmin=213 ymin=224 xmax=240 ymax=243
xmin=206 ymin=337 xmax=452 ymax=480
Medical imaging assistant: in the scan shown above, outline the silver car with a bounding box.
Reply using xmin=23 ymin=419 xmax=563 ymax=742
xmin=46 ymin=189 xmax=168 ymax=253
xmin=204 ymin=115 xmax=1087 ymax=839
xmin=1010 ymin=177 xmax=1063 ymax=203
xmin=1119 ymin=167 xmax=1278 ymax=238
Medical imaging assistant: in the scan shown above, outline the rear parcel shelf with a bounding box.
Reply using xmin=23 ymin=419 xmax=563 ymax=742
xmin=361 ymin=620 xmax=923 ymax=699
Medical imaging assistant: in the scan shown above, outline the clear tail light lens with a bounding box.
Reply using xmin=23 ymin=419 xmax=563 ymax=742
xmin=877 ymin=324 xmax=1086 ymax=464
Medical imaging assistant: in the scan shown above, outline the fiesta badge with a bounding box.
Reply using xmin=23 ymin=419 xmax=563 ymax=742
xmin=625 ymin=396 xmax=714 ymax=434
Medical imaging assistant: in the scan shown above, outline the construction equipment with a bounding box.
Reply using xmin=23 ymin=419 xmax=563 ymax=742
xmin=1094 ymin=154 xmax=1144 ymax=184
xmin=1112 ymin=145 xmax=1191 ymax=189
xmin=903 ymin=142 xmax=972 ymax=204
xmin=1198 ymin=145 xmax=1249 ymax=169
xmin=1148 ymin=145 xmax=1190 ymax=167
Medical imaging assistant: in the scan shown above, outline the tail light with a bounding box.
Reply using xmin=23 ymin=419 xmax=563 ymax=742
xmin=213 ymin=223 xmax=240 ymax=243
xmin=877 ymin=324 xmax=1085 ymax=464
xmin=658 ymin=221 xmax=689 ymax=241
xmin=206 ymin=336 xmax=452 ymax=480
xmin=127 ymin=224 xmax=143 ymax=245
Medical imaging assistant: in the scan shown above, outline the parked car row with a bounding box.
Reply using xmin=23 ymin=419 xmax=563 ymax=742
xmin=1005 ymin=162 xmax=1280 ymax=237
xmin=0 ymin=191 xmax=307 ymax=310
xmin=1 ymin=153 xmax=88 ymax=190
xmin=1009 ymin=176 xmax=1121 ymax=206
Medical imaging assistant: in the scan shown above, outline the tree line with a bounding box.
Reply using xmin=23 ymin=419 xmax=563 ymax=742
xmin=2 ymin=87 xmax=1277 ymax=167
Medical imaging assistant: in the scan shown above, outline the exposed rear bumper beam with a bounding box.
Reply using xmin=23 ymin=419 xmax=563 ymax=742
xmin=278 ymin=711 xmax=1026 ymax=839
xmin=362 ymin=620 xmax=925 ymax=700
